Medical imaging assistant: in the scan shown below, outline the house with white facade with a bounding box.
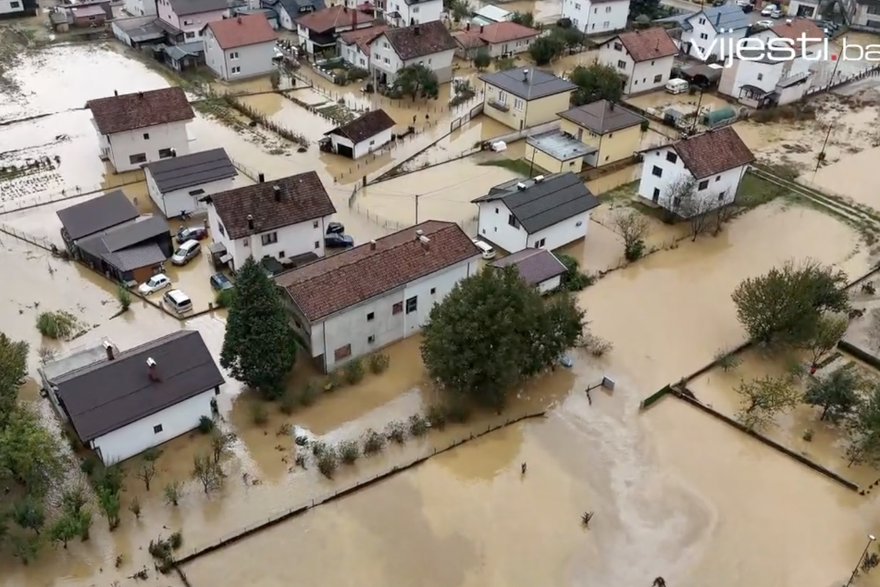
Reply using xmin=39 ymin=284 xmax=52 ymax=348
xmin=296 ymin=4 xmax=374 ymax=55
xmin=202 ymin=171 xmax=337 ymax=272
xmin=263 ymin=0 xmax=324 ymax=31
xmin=46 ymin=330 xmax=224 ymax=465
xmin=157 ymin=0 xmax=228 ymax=43
xmin=560 ymin=0 xmax=628 ymax=35
xmin=598 ymin=27 xmax=677 ymax=95
xmin=786 ymin=0 xmax=820 ymax=18
xmin=322 ymin=109 xmax=395 ymax=159
xmin=490 ymin=248 xmax=567 ymax=294
xmin=453 ymin=21 xmax=540 ymax=59
xmin=369 ymin=20 xmax=457 ymax=85
xmin=637 ymin=126 xmax=754 ymax=216
xmin=840 ymin=0 xmax=880 ymax=31
xmin=123 ymin=0 xmax=157 ymax=17
xmin=276 ymin=221 xmax=481 ymax=373
xmin=338 ymin=24 xmax=387 ymax=68
xmin=145 ymin=148 xmax=237 ymax=218
xmin=205 ymin=14 xmax=277 ymax=80
xmin=678 ymin=4 xmax=750 ymax=61
xmin=0 ymin=0 xmax=37 ymax=18
xmin=383 ymin=0 xmax=442 ymax=27
xmin=472 ymin=172 xmax=601 ymax=253
xmin=86 ymin=87 xmax=195 ymax=173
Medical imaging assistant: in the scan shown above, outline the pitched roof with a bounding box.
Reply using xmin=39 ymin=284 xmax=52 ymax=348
xmin=478 ymin=67 xmax=576 ymax=100
xmin=325 ymin=109 xmax=395 ymax=143
xmin=207 ymin=14 xmax=276 ymax=48
xmin=57 ymin=190 xmax=139 ymax=241
xmin=670 ymin=127 xmax=755 ymax=179
xmin=338 ymin=24 xmax=387 ymax=55
xmin=607 ymin=27 xmax=677 ymax=62
xmin=168 ymin=0 xmax=227 ymax=15
xmin=768 ymin=18 xmax=825 ymax=42
xmin=296 ymin=5 xmax=373 ymax=32
xmin=472 ymin=172 xmax=600 ymax=234
xmin=490 ymin=248 xmax=566 ymax=286
xmin=558 ymin=100 xmax=645 ymax=134
xmin=145 ymin=148 xmax=237 ymax=193
xmin=688 ymin=4 xmax=750 ymax=31
xmin=80 ymin=215 xmax=170 ymax=254
xmin=54 ymin=330 xmax=225 ymax=443
xmin=467 ymin=21 xmax=539 ymax=44
xmin=86 ymin=87 xmax=195 ymax=135
xmin=276 ymin=221 xmax=480 ymax=322
xmin=205 ymin=171 xmax=336 ymax=240
xmin=378 ymin=20 xmax=457 ymax=60
xmin=272 ymin=0 xmax=326 ymax=18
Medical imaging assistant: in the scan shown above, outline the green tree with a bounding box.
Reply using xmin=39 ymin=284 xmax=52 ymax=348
xmin=473 ymin=49 xmax=491 ymax=71
xmin=511 ymin=11 xmax=535 ymax=27
xmin=804 ymin=363 xmax=864 ymax=423
xmin=394 ymin=64 xmax=440 ymax=99
xmin=735 ymin=375 xmax=800 ymax=429
xmin=731 ymin=260 xmax=849 ymax=347
xmin=220 ymin=256 xmax=298 ymax=399
xmin=844 ymin=384 xmax=880 ymax=466
xmin=0 ymin=333 xmax=28 ymax=426
xmin=0 ymin=406 xmax=64 ymax=493
xmin=450 ymin=0 xmax=470 ymax=21
xmin=49 ymin=512 xmax=79 ymax=549
xmin=552 ymin=26 xmax=585 ymax=51
xmin=420 ymin=266 xmax=586 ymax=411
xmin=12 ymin=498 xmax=45 ymax=535
xmin=528 ymin=36 xmax=564 ymax=65
xmin=570 ymin=62 xmax=623 ymax=105
xmin=804 ymin=312 xmax=849 ymax=366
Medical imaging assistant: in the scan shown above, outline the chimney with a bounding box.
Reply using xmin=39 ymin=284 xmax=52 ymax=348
xmin=715 ymin=12 xmax=720 ymax=27
xmin=466 ymin=22 xmax=470 ymax=30
xmin=370 ymin=239 xmax=377 ymax=250
xmin=138 ymin=91 xmax=144 ymax=98
xmin=414 ymin=24 xmax=419 ymax=35
xmin=352 ymin=6 xmax=357 ymax=27
xmin=343 ymin=5 xmax=347 ymax=11
xmin=258 ymin=173 xmax=265 ymax=183
xmin=522 ymin=68 xmax=529 ymax=82
xmin=414 ymin=229 xmax=424 ymax=240
xmin=113 ymin=89 xmax=118 ymax=96
xmin=419 ymin=235 xmax=430 ymax=250
xmin=171 ymin=148 xmax=177 ymax=158
xmin=247 ymin=214 xmax=254 ymax=230
xmin=516 ymin=182 xmax=527 ymax=190
xmin=103 ymin=340 xmax=114 ymax=361
xmin=273 ymin=185 xmax=282 ymax=202
xmin=480 ymin=24 xmax=484 ymax=32
xmin=237 ymin=15 xmax=242 ymax=23
xmin=609 ymin=101 xmax=615 ymax=111
xmin=785 ymin=18 xmax=792 ymax=25
xmin=147 ymin=357 xmax=159 ymax=381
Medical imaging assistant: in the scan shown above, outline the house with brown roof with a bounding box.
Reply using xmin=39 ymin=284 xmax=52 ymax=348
xmin=453 ymin=21 xmax=540 ymax=59
xmin=368 ymin=20 xmax=457 ymax=85
xmin=637 ymin=126 xmax=755 ymax=217
xmin=86 ymin=87 xmax=195 ymax=173
xmin=201 ymin=171 xmax=337 ymax=272
xmin=275 ymin=221 xmax=482 ymax=373
xmin=338 ymin=24 xmax=387 ymax=69
xmin=295 ymin=4 xmax=374 ymax=55
xmin=321 ymin=109 xmax=396 ymax=159
xmin=597 ymin=27 xmax=678 ymax=95
xmin=205 ymin=14 xmax=277 ymax=80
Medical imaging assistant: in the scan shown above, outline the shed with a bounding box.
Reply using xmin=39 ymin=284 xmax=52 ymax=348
xmin=57 ymin=190 xmax=139 ymax=244
xmin=490 ymin=248 xmax=567 ymax=294
xmin=322 ymin=109 xmax=395 ymax=159
xmin=77 ymin=215 xmax=173 ymax=284
xmin=145 ymin=148 xmax=237 ymax=218
xmin=71 ymin=4 xmax=107 ymax=27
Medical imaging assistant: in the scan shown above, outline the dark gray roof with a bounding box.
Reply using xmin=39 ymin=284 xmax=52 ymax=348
xmin=478 ymin=68 xmax=576 ymax=101
xmin=688 ymin=4 xmax=750 ymax=31
xmin=54 ymin=330 xmax=225 ymax=443
xmin=558 ymin=100 xmax=645 ymax=134
xmin=145 ymin=148 xmax=237 ymax=193
xmin=57 ymin=190 xmax=139 ymax=241
xmin=266 ymin=0 xmax=325 ymax=17
xmin=168 ymin=0 xmax=227 ymax=15
xmin=78 ymin=215 xmax=170 ymax=270
xmin=491 ymin=248 xmax=566 ymax=286
xmin=472 ymin=172 xmax=600 ymax=234
xmin=105 ymin=243 xmax=167 ymax=271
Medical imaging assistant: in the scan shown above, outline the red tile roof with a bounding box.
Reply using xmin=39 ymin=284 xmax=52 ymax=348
xmin=296 ymin=5 xmax=373 ymax=33
xmin=276 ymin=221 xmax=480 ymax=322
xmin=207 ymin=14 xmax=276 ymax=49
xmin=453 ymin=30 xmax=488 ymax=50
xmin=338 ymin=24 xmax=387 ymax=56
xmin=671 ymin=127 xmax=755 ymax=179
xmin=86 ymin=87 xmax=194 ymax=135
xmin=610 ymin=27 xmax=677 ymax=62
xmin=769 ymin=18 xmax=825 ymax=43
xmin=475 ymin=21 xmax=540 ymax=44
xmin=207 ymin=172 xmax=336 ymax=240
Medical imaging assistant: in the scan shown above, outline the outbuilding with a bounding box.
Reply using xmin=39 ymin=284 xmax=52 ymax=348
xmin=321 ymin=109 xmax=395 ymax=159
xmin=490 ymin=248 xmax=567 ymax=294
xmin=145 ymin=148 xmax=238 ymax=218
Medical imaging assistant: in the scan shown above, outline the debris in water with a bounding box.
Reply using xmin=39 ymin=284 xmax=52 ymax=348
xmin=581 ymin=511 xmax=594 ymax=527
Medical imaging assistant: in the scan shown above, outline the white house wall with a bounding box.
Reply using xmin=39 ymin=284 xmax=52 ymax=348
xmin=0 ymin=0 xmax=25 ymax=14
xmin=91 ymin=390 xmax=216 ymax=464
xmin=124 ymin=0 xmax=157 ymax=16
xmin=561 ymin=0 xmax=628 ymax=34
xmin=385 ymin=0 xmax=442 ymax=25
xmin=99 ymin=120 xmax=192 ymax=173
xmin=370 ymin=34 xmax=454 ymax=83
xmin=340 ymin=40 xmax=370 ymax=67
xmin=599 ymin=42 xmax=674 ymax=94
xmin=146 ymin=170 xmax=235 ymax=218
xmin=277 ymin=5 xmax=295 ymax=30
xmin=526 ymin=210 xmax=590 ymax=250
xmin=476 ymin=200 xmax=529 ymax=252
xmin=206 ymin=34 xmax=276 ymax=80
xmin=354 ymin=127 xmax=392 ymax=158
xmin=485 ymin=37 xmax=535 ymax=57
xmin=157 ymin=0 xmax=227 ymax=40
xmin=537 ymin=274 xmax=562 ymax=294
xmin=682 ymin=14 xmax=747 ymax=60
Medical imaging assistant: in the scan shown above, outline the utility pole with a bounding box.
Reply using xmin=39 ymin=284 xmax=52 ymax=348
xmin=415 ymin=194 xmax=421 ymax=224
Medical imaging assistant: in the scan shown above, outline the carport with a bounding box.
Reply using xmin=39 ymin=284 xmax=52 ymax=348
xmin=680 ymin=64 xmax=723 ymax=88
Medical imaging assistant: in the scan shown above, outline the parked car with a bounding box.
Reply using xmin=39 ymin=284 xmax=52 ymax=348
xmin=760 ymin=4 xmax=777 ymax=16
xmin=472 ymin=239 xmax=496 ymax=260
xmin=740 ymin=3 xmax=753 ymax=12
xmin=210 ymin=273 xmax=233 ymax=291
xmin=712 ymin=0 xmax=725 ymax=6
xmin=326 ymin=221 xmax=345 ymax=235
xmin=176 ymin=225 xmax=208 ymax=243
xmin=138 ymin=273 xmax=171 ymax=295
xmin=735 ymin=0 xmax=751 ymax=5
xmin=754 ymin=19 xmax=773 ymax=28
xmin=325 ymin=233 xmax=354 ymax=248
xmin=770 ymin=8 xmax=783 ymax=18
xmin=163 ymin=289 xmax=193 ymax=314
xmin=172 ymin=240 xmax=202 ymax=265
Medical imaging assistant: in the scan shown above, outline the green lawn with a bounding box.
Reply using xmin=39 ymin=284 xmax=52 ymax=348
xmin=478 ymin=158 xmax=535 ymax=177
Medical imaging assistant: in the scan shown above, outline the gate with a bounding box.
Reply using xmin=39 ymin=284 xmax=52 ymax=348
xmin=450 ymin=116 xmax=463 ymax=132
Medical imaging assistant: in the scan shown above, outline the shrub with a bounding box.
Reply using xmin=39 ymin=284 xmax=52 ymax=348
xmin=312 ymin=440 xmax=328 ymax=456
xmin=425 ymin=403 xmax=447 ymax=430
xmin=36 ymin=310 xmax=79 ymax=339
xmin=317 ymin=447 xmax=339 ymax=478
xmin=117 ymin=284 xmax=132 ymax=311
xmin=385 ymin=420 xmax=407 ymax=444
xmin=362 ymin=428 xmax=386 ymax=456
xmin=80 ymin=456 xmax=99 ymax=476
xmin=347 ymin=67 xmax=369 ymax=82
xmin=338 ymin=439 xmax=360 ymax=464
xmin=343 ymin=358 xmax=365 ymax=384
xmin=249 ymin=403 xmax=269 ymax=426
xmin=197 ymin=415 xmax=215 ymax=434
xmin=407 ymin=413 xmax=428 ymax=437
xmin=279 ymin=390 xmax=298 ymax=415
xmin=368 ymin=352 xmax=390 ymax=374
xmin=298 ymin=381 xmax=320 ymax=406
xmin=324 ymin=370 xmax=341 ymax=392
xmin=624 ymin=239 xmax=645 ymax=262
xmin=215 ymin=289 xmax=235 ymax=308
xmin=163 ymin=481 xmax=182 ymax=506
xmin=714 ymin=348 xmax=741 ymax=372
xmin=862 ymin=281 xmax=876 ymax=295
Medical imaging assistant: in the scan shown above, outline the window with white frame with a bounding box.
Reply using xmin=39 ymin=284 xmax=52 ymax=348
xmin=231 ymin=66 xmax=241 ymax=74
xmin=230 ymin=51 xmax=239 ymax=59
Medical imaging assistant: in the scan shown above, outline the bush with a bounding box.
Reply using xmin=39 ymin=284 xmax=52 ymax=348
xmin=624 ymin=239 xmax=645 ymax=262
xmin=279 ymin=390 xmax=298 ymax=415
xmin=343 ymin=359 xmax=365 ymax=384
xmin=36 ymin=310 xmax=79 ymax=339
xmin=80 ymin=456 xmax=99 ymax=476
xmin=425 ymin=403 xmax=448 ymax=430
xmin=714 ymin=348 xmax=742 ymax=372
xmin=298 ymin=381 xmax=320 ymax=406
xmin=215 ymin=289 xmax=235 ymax=309
xmin=311 ymin=440 xmax=328 ymax=456
xmin=338 ymin=439 xmax=360 ymax=464
xmin=362 ymin=428 xmax=386 ymax=456
xmin=385 ymin=420 xmax=407 ymax=444
xmin=249 ymin=403 xmax=269 ymax=426
xmin=197 ymin=415 xmax=215 ymax=434
xmin=117 ymin=284 xmax=132 ymax=311
xmin=324 ymin=370 xmax=342 ymax=392
xmin=407 ymin=413 xmax=428 ymax=437
xmin=316 ymin=447 xmax=339 ymax=478
xmin=347 ymin=67 xmax=369 ymax=82
xmin=368 ymin=352 xmax=390 ymax=374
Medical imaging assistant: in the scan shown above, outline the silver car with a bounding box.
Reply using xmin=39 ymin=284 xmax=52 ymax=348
xmin=171 ymin=240 xmax=201 ymax=265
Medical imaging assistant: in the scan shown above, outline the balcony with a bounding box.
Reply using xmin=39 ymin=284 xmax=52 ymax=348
xmin=488 ymin=98 xmax=509 ymax=112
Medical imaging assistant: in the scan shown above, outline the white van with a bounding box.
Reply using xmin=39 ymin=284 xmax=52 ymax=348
xmin=665 ymin=78 xmax=689 ymax=94
xmin=472 ymin=239 xmax=496 ymax=260
xmin=163 ymin=289 xmax=193 ymax=314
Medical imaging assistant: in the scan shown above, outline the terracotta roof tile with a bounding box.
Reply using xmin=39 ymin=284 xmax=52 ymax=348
xmin=296 ymin=5 xmax=373 ymax=33
xmin=611 ymin=27 xmax=677 ymax=62
xmin=276 ymin=221 xmax=480 ymax=321
xmin=86 ymin=87 xmax=194 ymax=135
xmin=207 ymin=14 xmax=276 ymax=49
xmin=769 ymin=18 xmax=825 ymax=43
xmin=325 ymin=109 xmax=395 ymax=143
xmin=339 ymin=23 xmax=387 ymax=56
xmin=207 ymin=171 xmax=336 ymax=240
xmin=671 ymin=127 xmax=755 ymax=179
xmin=378 ymin=20 xmax=457 ymax=60
xmin=474 ymin=21 xmax=539 ymax=44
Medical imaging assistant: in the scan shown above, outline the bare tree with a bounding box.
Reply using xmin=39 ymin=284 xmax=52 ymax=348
xmin=192 ymin=454 xmax=223 ymax=494
xmin=210 ymin=431 xmax=236 ymax=466
xmin=867 ymin=308 xmax=880 ymax=353
xmin=135 ymin=461 xmax=156 ymax=492
xmin=713 ymin=204 xmax=740 ymax=234
xmin=611 ymin=209 xmax=650 ymax=261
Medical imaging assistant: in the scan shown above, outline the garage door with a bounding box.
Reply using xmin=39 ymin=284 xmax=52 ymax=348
xmin=336 ymin=144 xmax=354 ymax=158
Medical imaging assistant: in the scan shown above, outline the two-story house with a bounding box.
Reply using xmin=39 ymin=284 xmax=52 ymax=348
xmin=296 ymin=5 xmax=374 ymax=55
xmin=453 ymin=21 xmax=540 ymax=59
xmin=679 ymin=4 xmax=750 ymax=61
xmin=560 ymin=0 xmax=628 ymax=35
xmin=275 ymin=221 xmax=481 ymax=373
xmin=479 ymin=67 xmax=576 ymax=131
xmin=384 ymin=0 xmax=442 ymax=27
xmin=557 ymin=99 xmax=646 ymax=167
xmin=202 ymin=171 xmax=337 ymax=272
xmin=0 ymin=0 xmax=37 ymax=18
xmin=338 ymin=24 xmax=387 ymax=68
xmin=86 ymin=87 xmax=195 ymax=173
xmin=369 ymin=20 xmax=457 ymax=85
xmin=264 ymin=0 xmax=324 ymax=31
xmin=840 ymin=0 xmax=880 ymax=31
xmin=637 ymin=126 xmax=754 ymax=216
xmin=205 ymin=14 xmax=277 ymax=80
xmin=157 ymin=0 xmax=228 ymax=44
xmin=597 ymin=27 xmax=677 ymax=95
xmin=123 ymin=0 xmax=157 ymax=16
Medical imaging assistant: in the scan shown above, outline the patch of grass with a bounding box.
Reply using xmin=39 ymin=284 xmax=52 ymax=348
xmin=598 ymin=180 xmax=638 ymax=204
xmin=35 ymin=310 xmax=80 ymax=340
xmin=478 ymin=158 xmax=534 ymax=177
xmin=735 ymin=170 xmax=788 ymax=209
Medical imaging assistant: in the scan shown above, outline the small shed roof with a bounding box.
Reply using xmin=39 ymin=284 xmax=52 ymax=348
xmin=71 ymin=5 xmax=106 ymax=16
xmin=490 ymin=249 xmax=566 ymax=286
xmin=325 ymin=109 xmax=395 ymax=143
xmin=57 ymin=190 xmax=139 ymax=241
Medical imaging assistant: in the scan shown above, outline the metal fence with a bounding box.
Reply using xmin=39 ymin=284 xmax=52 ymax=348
xmin=0 ymin=171 xmax=146 ymax=216
xmin=0 ymin=223 xmax=55 ymax=251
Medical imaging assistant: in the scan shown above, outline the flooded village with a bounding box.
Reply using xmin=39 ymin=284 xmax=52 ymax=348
xmin=5 ymin=0 xmax=880 ymax=585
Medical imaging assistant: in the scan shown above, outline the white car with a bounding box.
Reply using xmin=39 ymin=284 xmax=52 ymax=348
xmin=760 ymin=4 xmax=777 ymax=15
xmin=138 ymin=273 xmax=171 ymax=295
xmin=770 ymin=8 xmax=783 ymax=17
xmin=754 ymin=19 xmax=773 ymax=28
